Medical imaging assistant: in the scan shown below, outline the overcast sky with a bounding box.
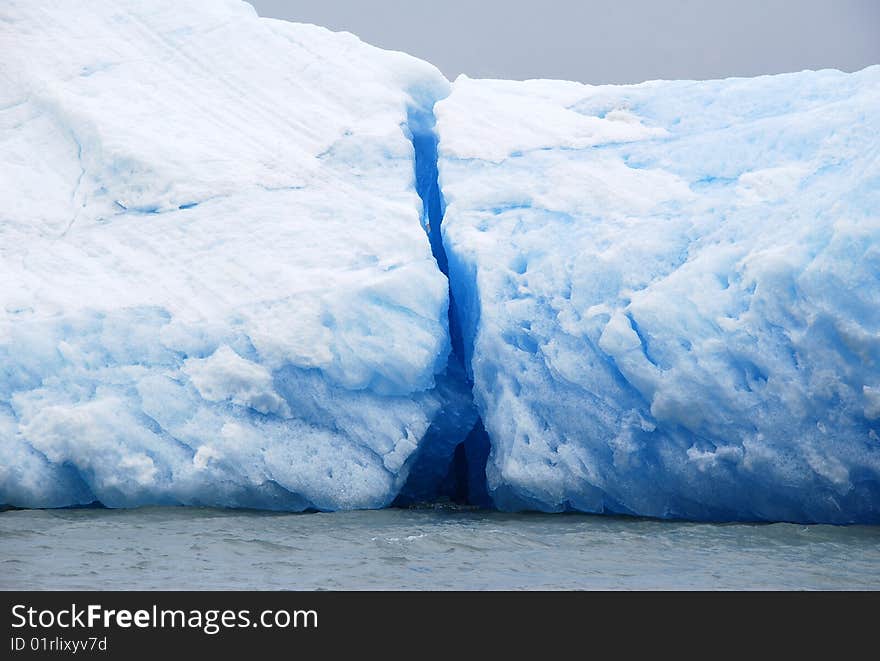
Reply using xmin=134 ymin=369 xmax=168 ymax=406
xmin=250 ymin=0 xmax=880 ymax=84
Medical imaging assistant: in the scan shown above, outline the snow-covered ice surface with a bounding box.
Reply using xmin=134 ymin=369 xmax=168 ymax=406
xmin=437 ymin=69 xmax=880 ymax=523
xmin=0 ymin=0 xmax=472 ymax=510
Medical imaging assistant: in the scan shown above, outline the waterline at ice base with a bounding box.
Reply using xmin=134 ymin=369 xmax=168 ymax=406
xmin=1 ymin=0 xmax=878 ymax=524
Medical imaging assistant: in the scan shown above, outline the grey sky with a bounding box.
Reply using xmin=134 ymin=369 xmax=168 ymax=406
xmin=249 ymin=0 xmax=880 ymax=84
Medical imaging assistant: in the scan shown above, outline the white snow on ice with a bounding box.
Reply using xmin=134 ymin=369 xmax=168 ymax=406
xmin=0 ymin=0 xmax=466 ymax=510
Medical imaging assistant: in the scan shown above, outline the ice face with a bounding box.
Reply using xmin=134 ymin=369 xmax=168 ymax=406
xmin=2 ymin=1 xmax=878 ymax=523
xmin=436 ymin=69 xmax=880 ymax=523
xmin=0 ymin=0 xmax=470 ymax=509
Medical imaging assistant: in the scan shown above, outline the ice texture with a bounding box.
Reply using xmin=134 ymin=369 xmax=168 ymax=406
xmin=436 ymin=69 xmax=880 ymax=523
xmin=0 ymin=0 xmax=469 ymax=509
xmin=3 ymin=1 xmax=878 ymax=524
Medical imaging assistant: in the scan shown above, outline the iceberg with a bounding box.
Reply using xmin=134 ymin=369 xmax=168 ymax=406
xmin=436 ymin=70 xmax=880 ymax=523
xmin=2 ymin=0 xmax=878 ymax=523
xmin=0 ymin=0 xmax=471 ymax=510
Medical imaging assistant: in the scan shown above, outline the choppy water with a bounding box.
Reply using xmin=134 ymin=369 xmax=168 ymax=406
xmin=1 ymin=507 xmax=879 ymax=590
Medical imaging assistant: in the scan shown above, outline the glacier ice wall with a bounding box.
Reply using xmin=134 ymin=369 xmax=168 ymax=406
xmin=0 ymin=0 xmax=473 ymax=510
xmin=436 ymin=69 xmax=880 ymax=523
xmin=2 ymin=0 xmax=878 ymax=523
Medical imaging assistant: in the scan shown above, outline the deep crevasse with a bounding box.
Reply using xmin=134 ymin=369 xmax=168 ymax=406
xmin=393 ymin=93 xmax=491 ymax=508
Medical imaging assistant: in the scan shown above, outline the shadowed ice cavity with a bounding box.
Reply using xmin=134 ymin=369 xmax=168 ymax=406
xmin=395 ymin=94 xmax=491 ymax=508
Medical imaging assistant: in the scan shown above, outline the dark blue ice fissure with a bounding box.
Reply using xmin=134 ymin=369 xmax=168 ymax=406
xmin=398 ymin=101 xmax=490 ymax=508
xmin=407 ymin=103 xmax=469 ymax=362
xmin=410 ymin=118 xmax=448 ymax=275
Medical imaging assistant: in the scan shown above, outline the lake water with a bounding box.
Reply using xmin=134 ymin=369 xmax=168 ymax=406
xmin=2 ymin=506 xmax=879 ymax=590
